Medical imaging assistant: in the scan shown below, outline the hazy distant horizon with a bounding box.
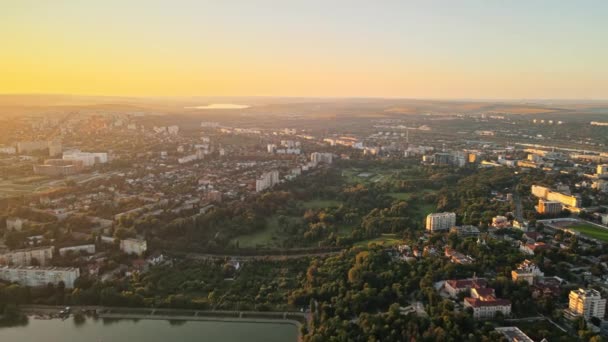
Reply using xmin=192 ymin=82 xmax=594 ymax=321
xmin=2 ymin=93 xmax=608 ymax=104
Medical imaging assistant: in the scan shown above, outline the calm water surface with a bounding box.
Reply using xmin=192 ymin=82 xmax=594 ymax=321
xmin=0 ymin=317 xmax=297 ymax=342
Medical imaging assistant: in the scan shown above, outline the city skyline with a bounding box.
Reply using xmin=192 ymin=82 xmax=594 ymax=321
xmin=2 ymin=0 xmax=608 ymax=99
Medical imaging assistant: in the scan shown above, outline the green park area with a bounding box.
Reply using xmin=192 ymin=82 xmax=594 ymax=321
xmin=354 ymin=234 xmax=401 ymax=248
xmin=567 ymin=223 xmax=608 ymax=242
xmin=230 ymin=215 xmax=292 ymax=249
xmin=301 ymin=199 xmax=342 ymax=209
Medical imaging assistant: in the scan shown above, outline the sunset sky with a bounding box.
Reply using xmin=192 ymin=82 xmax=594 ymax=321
xmin=2 ymin=0 xmax=607 ymax=99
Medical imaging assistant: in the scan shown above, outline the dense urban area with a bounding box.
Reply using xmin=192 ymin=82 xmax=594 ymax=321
xmin=1 ymin=97 xmax=608 ymax=341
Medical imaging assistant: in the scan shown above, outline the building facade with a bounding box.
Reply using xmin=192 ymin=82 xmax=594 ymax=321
xmin=537 ymin=199 xmax=562 ymax=215
xmin=0 ymin=266 xmax=80 ymax=288
xmin=511 ymin=259 xmax=544 ymax=285
xmin=0 ymin=246 xmax=54 ymax=266
xmin=120 ymin=238 xmax=148 ymax=256
xmin=426 ymin=212 xmax=456 ymax=232
xmin=568 ymin=288 xmax=606 ymax=319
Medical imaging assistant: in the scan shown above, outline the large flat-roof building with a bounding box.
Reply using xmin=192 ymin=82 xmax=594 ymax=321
xmin=0 ymin=246 xmax=54 ymax=266
xmin=0 ymin=265 xmax=80 ymax=288
xmin=494 ymin=327 xmax=534 ymax=342
xmin=531 ymin=185 xmax=581 ymax=209
xmin=536 ymin=199 xmax=562 ymax=216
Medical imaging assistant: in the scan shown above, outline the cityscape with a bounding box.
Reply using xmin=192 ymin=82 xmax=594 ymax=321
xmin=2 ymin=1 xmax=608 ymax=342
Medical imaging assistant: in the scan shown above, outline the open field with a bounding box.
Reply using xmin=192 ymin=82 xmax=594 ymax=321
xmin=301 ymin=199 xmax=342 ymax=209
xmin=230 ymin=216 xmax=290 ymax=249
xmin=387 ymin=192 xmax=413 ymax=200
xmin=566 ymin=223 xmax=608 ymax=242
xmin=355 ymin=234 xmax=401 ymax=248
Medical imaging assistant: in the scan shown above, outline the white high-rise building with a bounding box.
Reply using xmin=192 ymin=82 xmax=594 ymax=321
xmin=569 ymin=288 xmax=606 ymax=319
xmin=256 ymin=170 xmax=280 ymax=192
xmin=311 ymin=152 xmax=333 ymax=165
xmin=425 ymin=212 xmax=456 ymax=232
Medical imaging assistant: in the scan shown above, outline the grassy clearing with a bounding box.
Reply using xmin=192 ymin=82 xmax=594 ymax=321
xmin=355 ymin=234 xmax=401 ymax=248
xmin=567 ymin=223 xmax=608 ymax=242
xmin=387 ymin=192 xmax=412 ymax=200
xmin=230 ymin=216 xmax=292 ymax=248
xmin=301 ymin=199 xmax=342 ymax=209
xmin=413 ymin=203 xmax=436 ymax=219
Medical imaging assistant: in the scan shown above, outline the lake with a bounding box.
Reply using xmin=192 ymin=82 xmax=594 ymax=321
xmin=0 ymin=317 xmax=298 ymax=342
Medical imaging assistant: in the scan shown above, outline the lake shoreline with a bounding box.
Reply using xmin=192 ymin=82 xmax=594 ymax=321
xmin=17 ymin=305 xmax=304 ymax=341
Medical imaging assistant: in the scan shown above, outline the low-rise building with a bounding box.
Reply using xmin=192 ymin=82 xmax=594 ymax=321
xmin=520 ymin=241 xmax=548 ymax=255
xmin=0 ymin=265 xmax=80 ymax=288
xmin=512 ymin=259 xmax=544 ymax=285
xmin=120 ymin=238 xmax=147 ymax=256
xmin=5 ymin=217 xmax=25 ymax=231
xmin=450 ymin=225 xmax=480 ymax=237
xmin=464 ymin=296 xmax=511 ymax=319
xmin=0 ymin=246 xmax=54 ymax=266
xmin=494 ymin=327 xmax=534 ymax=342
xmin=444 ymin=278 xmax=488 ymax=298
xmin=58 ymin=244 xmax=96 ymax=256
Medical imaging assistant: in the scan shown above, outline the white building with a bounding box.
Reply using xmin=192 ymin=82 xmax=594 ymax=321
xmin=0 ymin=146 xmax=16 ymax=154
xmin=568 ymin=288 xmax=606 ymax=319
xmin=464 ymin=296 xmax=511 ymax=319
xmin=63 ymin=151 xmax=108 ymax=167
xmin=256 ymin=170 xmax=280 ymax=192
xmin=120 ymin=238 xmax=147 ymax=256
xmin=310 ymin=152 xmax=333 ymax=165
xmin=0 ymin=265 xmax=80 ymax=288
xmin=5 ymin=217 xmax=25 ymax=231
xmin=511 ymin=259 xmax=544 ymax=285
xmin=168 ymin=125 xmax=179 ymax=135
xmin=58 ymin=244 xmax=96 ymax=256
xmin=425 ymin=212 xmax=456 ymax=232
xmin=0 ymin=246 xmax=54 ymax=266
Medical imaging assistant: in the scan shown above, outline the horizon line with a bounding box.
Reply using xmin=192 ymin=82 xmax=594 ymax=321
xmin=1 ymin=92 xmax=608 ymax=103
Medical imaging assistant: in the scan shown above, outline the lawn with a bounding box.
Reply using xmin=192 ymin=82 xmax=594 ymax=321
xmin=230 ymin=216 xmax=294 ymax=248
xmin=387 ymin=192 xmax=412 ymax=200
xmin=413 ymin=203 xmax=436 ymax=218
xmin=301 ymin=199 xmax=342 ymax=209
xmin=354 ymin=234 xmax=401 ymax=248
xmin=566 ymin=223 xmax=608 ymax=242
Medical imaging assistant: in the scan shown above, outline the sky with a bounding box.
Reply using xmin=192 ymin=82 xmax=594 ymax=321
xmin=2 ymin=0 xmax=608 ymax=99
